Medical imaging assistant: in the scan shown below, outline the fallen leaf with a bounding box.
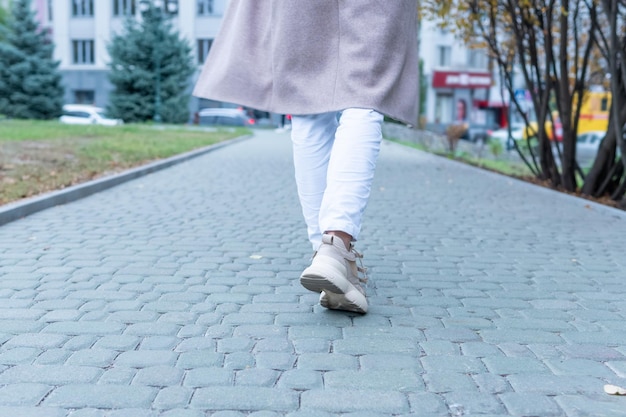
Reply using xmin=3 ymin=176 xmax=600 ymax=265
xmin=604 ymin=384 xmax=626 ymax=395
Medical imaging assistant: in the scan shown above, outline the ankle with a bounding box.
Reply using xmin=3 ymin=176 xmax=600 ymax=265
xmin=325 ymin=231 xmax=352 ymax=250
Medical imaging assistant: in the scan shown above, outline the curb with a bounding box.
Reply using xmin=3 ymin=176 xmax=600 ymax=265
xmin=0 ymin=134 xmax=252 ymax=227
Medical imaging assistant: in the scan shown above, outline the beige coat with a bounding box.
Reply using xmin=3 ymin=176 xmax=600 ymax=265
xmin=193 ymin=0 xmax=419 ymax=126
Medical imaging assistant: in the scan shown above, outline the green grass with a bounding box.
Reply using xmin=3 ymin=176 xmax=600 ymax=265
xmin=0 ymin=120 xmax=249 ymax=205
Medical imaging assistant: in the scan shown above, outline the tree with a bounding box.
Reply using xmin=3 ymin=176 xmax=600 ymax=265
xmin=107 ymin=4 xmax=195 ymax=124
xmin=0 ymin=0 xmax=63 ymax=119
xmin=581 ymin=0 xmax=626 ymax=207
xmin=422 ymin=0 xmax=597 ymax=193
xmin=0 ymin=2 xmax=9 ymax=41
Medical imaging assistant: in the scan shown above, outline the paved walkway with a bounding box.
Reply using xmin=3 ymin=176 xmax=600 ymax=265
xmin=1 ymin=129 xmax=626 ymax=417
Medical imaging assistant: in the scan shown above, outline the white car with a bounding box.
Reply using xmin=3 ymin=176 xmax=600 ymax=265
xmin=60 ymin=104 xmax=123 ymax=126
xmin=577 ymin=130 xmax=606 ymax=165
xmin=487 ymin=123 xmax=525 ymax=150
xmin=196 ymin=108 xmax=256 ymax=127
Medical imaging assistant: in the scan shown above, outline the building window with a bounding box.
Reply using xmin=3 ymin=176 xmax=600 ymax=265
xmin=197 ymin=38 xmax=214 ymax=64
xmin=198 ymin=0 xmax=224 ymax=16
xmin=437 ymin=46 xmax=451 ymax=67
xmin=435 ymin=94 xmax=453 ymax=123
xmin=72 ymin=0 xmax=94 ymax=17
xmin=72 ymin=40 xmax=95 ymax=64
xmin=113 ymin=0 xmax=136 ymax=16
xmin=74 ymin=90 xmax=95 ymax=104
xmin=468 ymin=49 xmax=488 ymax=70
xmin=198 ymin=0 xmax=214 ymax=15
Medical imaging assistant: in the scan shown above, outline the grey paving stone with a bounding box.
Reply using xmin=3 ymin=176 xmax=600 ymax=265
xmin=407 ymin=392 xmax=448 ymax=415
xmin=277 ymin=369 xmax=323 ymax=390
xmin=323 ymin=369 xmax=424 ymax=391
xmin=235 ymin=368 xmax=280 ymax=386
xmin=472 ymin=373 xmax=511 ymax=394
xmin=224 ymin=352 xmax=255 ymax=370
xmin=160 ymin=409 xmax=205 ymax=417
xmin=478 ymin=329 xmax=564 ymax=344
xmin=153 ymin=386 xmax=193 ymax=409
xmin=0 ymin=382 xmax=52 ymax=406
xmin=139 ymin=336 xmax=180 ymax=350
xmin=123 ymin=323 xmax=181 ymax=336
xmin=66 ymin=349 xmax=117 ymax=367
xmin=254 ymin=337 xmax=293 ymax=353
xmin=288 ymin=326 xmax=342 ymax=339
xmin=99 ymin=367 xmax=136 ymax=385
xmin=92 ymin=335 xmax=140 ymax=351
xmin=43 ymin=384 xmax=156 ymax=408
xmin=183 ymin=367 xmax=232 ymax=387
xmin=333 ymin=338 xmax=417 ymax=355
xmin=115 ymin=351 xmax=178 ymax=368
xmin=545 ymin=358 xmax=616 ymax=378
xmin=301 ymin=389 xmax=408 ymax=414
xmin=0 ymin=407 xmax=67 ymax=417
xmin=482 ymin=357 xmax=549 ymax=375
xmin=28 ymin=347 xmax=66 ymax=364
xmin=443 ymin=392 xmax=506 ymax=415
xmin=133 ymin=365 xmax=184 ymax=386
xmin=0 ymin=365 xmax=101 ymax=384
xmin=42 ymin=322 xmax=124 ymax=335
xmin=217 ymin=337 xmax=255 ymax=353
xmin=297 ymin=353 xmax=358 ymax=371
xmin=555 ymin=394 xmax=626 ymax=417
xmin=0 ymin=347 xmax=42 ymax=365
xmin=499 ymin=393 xmax=563 ymax=416
xmin=421 ymin=356 xmax=485 ymax=374
xmin=191 ymin=386 xmax=299 ymax=411
xmin=424 ymin=372 xmax=479 ymax=393
xmin=359 ymin=354 xmax=422 ymax=371
xmin=419 ymin=341 xmax=458 ymax=356
xmin=506 ymin=374 xmax=604 ymax=395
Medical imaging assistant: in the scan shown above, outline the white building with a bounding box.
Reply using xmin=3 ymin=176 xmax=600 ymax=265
xmin=29 ymin=0 xmax=227 ymax=114
xmin=419 ymin=18 xmax=508 ymax=131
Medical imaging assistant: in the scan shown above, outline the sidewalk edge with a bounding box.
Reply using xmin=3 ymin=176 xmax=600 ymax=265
xmin=0 ymin=134 xmax=252 ymax=227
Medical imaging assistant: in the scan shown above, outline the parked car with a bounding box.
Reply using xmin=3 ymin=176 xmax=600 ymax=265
xmin=196 ymin=108 xmax=256 ymax=127
xmin=577 ymin=130 xmax=606 ymax=165
xmin=460 ymin=121 xmax=501 ymax=143
xmin=487 ymin=123 xmax=525 ymax=150
xmin=59 ymin=104 xmax=123 ymax=126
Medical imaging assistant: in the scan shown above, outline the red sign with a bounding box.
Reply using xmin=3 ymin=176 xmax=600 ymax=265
xmin=432 ymin=70 xmax=492 ymax=88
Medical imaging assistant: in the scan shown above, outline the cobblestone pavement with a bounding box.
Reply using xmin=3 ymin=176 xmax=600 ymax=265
xmin=1 ymin=129 xmax=626 ymax=417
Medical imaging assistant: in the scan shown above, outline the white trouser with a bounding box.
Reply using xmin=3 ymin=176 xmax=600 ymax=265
xmin=291 ymin=108 xmax=383 ymax=250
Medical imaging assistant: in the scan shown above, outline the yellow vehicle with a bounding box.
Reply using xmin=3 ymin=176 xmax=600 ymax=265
xmin=523 ymin=91 xmax=610 ymax=141
xmin=577 ymin=91 xmax=610 ymax=135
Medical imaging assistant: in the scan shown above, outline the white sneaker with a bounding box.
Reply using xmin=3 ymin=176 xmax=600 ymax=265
xmin=300 ymin=234 xmax=368 ymax=313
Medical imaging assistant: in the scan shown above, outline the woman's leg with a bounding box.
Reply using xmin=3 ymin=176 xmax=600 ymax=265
xmin=290 ymin=112 xmax=339 ymax=250
xmin=299 ymin=108 xmax=383 ymax=314
xmin=319 ymin=108 xmax=384 ymax=242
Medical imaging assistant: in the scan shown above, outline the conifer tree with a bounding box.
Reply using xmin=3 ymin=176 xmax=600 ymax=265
xmin=0 ymin=0 xmax=64 ymax=119
xmin=108 ymin=4 xmax=195 ymax=124
xmin=0 ymin=3 xmax=9 ymax=41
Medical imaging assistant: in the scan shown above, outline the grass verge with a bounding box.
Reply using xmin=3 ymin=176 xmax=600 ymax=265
xmin=0 ymin=120 xmax=248 ymax=205
xmin=391 ymin=139 xmax=534 ymax=178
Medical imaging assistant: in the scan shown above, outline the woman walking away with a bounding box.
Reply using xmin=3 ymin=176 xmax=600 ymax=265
xmin=193 ymin=1 xmax=419 ymax=314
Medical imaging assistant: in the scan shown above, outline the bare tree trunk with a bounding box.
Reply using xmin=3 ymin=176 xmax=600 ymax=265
xmin=581 ymin=106 xmax=626 ymax=196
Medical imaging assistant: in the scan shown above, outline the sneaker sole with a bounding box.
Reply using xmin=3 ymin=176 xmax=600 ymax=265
xmin=320 ymin=291 xmax=368 ymax=314
xmin=300 ymin=260 xmax=351 ymax=295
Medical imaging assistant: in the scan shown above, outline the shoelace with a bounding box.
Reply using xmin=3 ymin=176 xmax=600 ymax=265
xmin=350 ymin=247 xmax=368 ymax=284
